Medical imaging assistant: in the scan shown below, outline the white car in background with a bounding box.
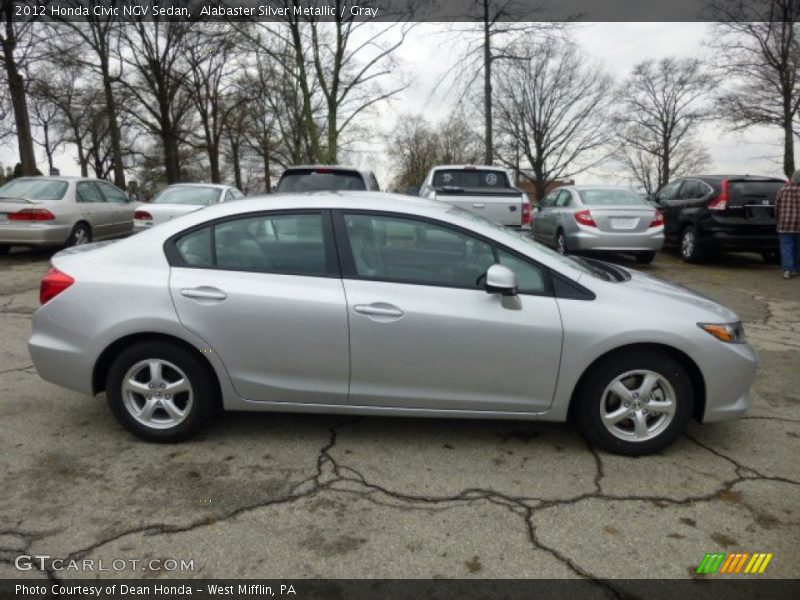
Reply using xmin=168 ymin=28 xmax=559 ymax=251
xmin=134 ymin=183 xmax=245 ymax=230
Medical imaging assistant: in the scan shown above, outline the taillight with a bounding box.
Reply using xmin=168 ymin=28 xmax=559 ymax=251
xmin=40 ymin=267 xmax=74 ymax=305
xmin=521 ymin=202 xmax=532 ymax=226
xmin=574 ymin=209 xmax=597 ymax=227
xmin=8 ymin=208 xmax=55 ymax=221
xmin=649 ymin=209 xmax=664 ymax=228
xmin=708 ymin=179 xmax=729 ymax=211
xmin=134 ymin=210 xmax=153 ymax=220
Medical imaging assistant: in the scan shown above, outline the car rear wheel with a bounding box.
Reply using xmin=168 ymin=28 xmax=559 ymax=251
xmin=67 ymin=222 xmax=92 ymax=247
xmin=635 ymin=251 xmax=656 ymax=264
xmin=556 ymin=230 xmax=567 ymax=255
xmin=761 ymin=250 xmax=781 ymax=265
xmin=106 ymin=341 xmax=218 ymax=442
xmin=680 ymin=226 xmax=703 ymax=263
xmin=575 ymin=349 xmax=694 ymax=456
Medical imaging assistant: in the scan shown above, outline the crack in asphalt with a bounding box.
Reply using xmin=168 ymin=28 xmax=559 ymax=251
xmin=32 ymin=417 xmax=795 ymax=594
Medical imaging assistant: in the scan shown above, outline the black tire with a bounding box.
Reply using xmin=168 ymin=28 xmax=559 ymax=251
xmin=66 ymin=222 xmax=92 ymax=247
xmin=574 ymin=349 xmax=694 ymax=456
xmin=0 ymin=244 xmax=10 ymax=255
xmin=679 ymin=225 xmax=703 ymax=263
xmin=105 ymin=341 xmax=219 ymax=442
xmin=761 ymin=250 xmax=781 ymax=265
xmin=556 ymin=230 xmax=568 ymax=255
xmin=635 ymin=251 xmax=656 ymax=264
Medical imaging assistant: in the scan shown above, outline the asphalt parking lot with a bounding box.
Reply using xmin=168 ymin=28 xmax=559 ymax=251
xmin=0 ymin=246 xmax=798 ymax=582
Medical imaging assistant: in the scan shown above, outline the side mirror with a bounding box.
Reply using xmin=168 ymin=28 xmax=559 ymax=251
xmin=484 ymin=264 xmax=518 ymax=296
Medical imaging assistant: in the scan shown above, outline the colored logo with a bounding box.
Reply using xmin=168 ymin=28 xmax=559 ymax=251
xmin=696 ymin=552 xmax=773 ymax=575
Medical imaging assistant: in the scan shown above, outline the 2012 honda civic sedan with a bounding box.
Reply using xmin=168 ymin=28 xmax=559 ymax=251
xmin=28 ymin=193 xmax=757 ymax=455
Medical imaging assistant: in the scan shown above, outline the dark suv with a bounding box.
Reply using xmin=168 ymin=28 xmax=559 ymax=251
xmin=654 ymin=175 xmax=785 ymax=263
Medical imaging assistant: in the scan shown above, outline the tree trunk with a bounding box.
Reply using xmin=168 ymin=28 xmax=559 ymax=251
xmin=482 ymin=1 xmax=493 ymax=165
xmin=230 ymin=140 xmax=242 ymax=190
xmin=784 ymin=114 xmax=795 ymax=179
xmin=208 ymin=145 xmax=221 ymax=184
xmin=162 ymin=131 xmax=180 ymax=184
xmin=101 ymin=63 xmax=126 ymax=189
xmin=2 ymin=18 xmax=37 ymax=176
xmin=263 ymin=151 xmax=271 ymax=193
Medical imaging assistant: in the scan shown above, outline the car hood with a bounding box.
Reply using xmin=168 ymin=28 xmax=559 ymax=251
xmin=620 ymin=268 xmax=740 ymax=323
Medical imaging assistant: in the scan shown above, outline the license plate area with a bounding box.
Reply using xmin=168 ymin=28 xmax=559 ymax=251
xmin=745 ymin=205 xmax=774 ymax=219
xmin=610 ymin=217 xmax=639 ymax=230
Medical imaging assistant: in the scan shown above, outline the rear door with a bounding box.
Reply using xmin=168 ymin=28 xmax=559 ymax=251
xmin=167 ymin=210 xmax=350 ymax=405
xmin=75 ymin=181 xmax=116 ymax=239
xmin=95 ymin=181 xmax=134 ymax=236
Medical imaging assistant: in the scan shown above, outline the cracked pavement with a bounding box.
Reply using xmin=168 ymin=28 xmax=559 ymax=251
xmin=0 ymin=247 xmax=798 ymax=584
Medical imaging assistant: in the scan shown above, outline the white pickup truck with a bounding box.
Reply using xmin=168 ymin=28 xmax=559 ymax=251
xmin=419 ymin=165 xmax=531 ymax=230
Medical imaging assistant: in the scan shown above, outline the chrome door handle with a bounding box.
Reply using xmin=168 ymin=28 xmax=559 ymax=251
xmin=472 ymin=203 xmax=485 ymax=208
xmin=354 ymin=304 xmax=404 ymax=317
xmin=180 ymin=287 xmax=227 ymax=301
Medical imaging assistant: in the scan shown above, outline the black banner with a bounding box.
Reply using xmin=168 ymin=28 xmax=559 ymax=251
xmin=2 ymin=579 xmax=800 ymax=600
xmin=7 ymin=0 xmax=797 ymax=23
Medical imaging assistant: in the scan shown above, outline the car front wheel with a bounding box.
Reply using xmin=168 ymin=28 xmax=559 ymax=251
xmin=105 ymin=341 xmax=219 ymax=442
xmin=575 ymin=349 xmax=694 ymax=456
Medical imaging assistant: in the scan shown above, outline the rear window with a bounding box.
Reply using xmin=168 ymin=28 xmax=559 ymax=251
xmin=152 ymin=186 xmax=221 ymax=206
xmin=0 ymin=178 xmax=68 ymax=201
xmin=577 ymin=188 xmax=647 ymax=206
xmin=432 ymin=169 xmax=510 ymax=189
xmin=276 ymin=169 xmax=366 ymax=193
xmin=728 ymin=180 xmax=783 ymax=201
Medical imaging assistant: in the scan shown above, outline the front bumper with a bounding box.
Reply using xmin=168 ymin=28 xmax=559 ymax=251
xmin=696 ymin=340 xmax=757 ymax=423
xmin=570 ymin=227 xmax=664 ymax=252
xmin=0 ymin=223 xmax=71 ymax=246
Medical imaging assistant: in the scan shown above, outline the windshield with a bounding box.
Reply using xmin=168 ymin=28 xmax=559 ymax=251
xmin=151 ymin=186 xmax=221 ymax=206
xmin=446 ymin=205 xmax=597 ymax=278
xmin=432 ymin=169 xmax=510 ymax=189
xmin=0 ymin=178 xmax=68 ymax=201
xmin=578 ymin=188 xmax=648 ymax=206
xmin=277 ymin=169 xmax=366 ymax=193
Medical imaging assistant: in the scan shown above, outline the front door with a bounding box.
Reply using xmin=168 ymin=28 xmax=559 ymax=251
xmin=337 ymin=211 xmax=563 ymax=413
xmin=167 ymin=210 xmax=349 ymax=405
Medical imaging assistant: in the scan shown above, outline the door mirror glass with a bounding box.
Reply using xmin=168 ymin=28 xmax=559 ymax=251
xmin=484 ymin=264 xmax=517 ymax=296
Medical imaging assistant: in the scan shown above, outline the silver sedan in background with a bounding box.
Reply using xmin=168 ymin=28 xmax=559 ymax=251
xmin=133 ymin=183 xmax=245 ymax=230
xmin=29 ymin=193 xmax=755 ymax=456
xmin=533 ymin=186 xmax=664 ymax=264
xmin=0 ymin=176 xmax=134 ymax=253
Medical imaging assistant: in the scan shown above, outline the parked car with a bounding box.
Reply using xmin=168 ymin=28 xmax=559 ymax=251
xmin=653 ymin=175 xmax=785 ymax=263
xmin=532 ymin=186 xmax=664 ymax=264
xmin=275 ymin=165 xmax=380 ymax=193
xmin=0 ymin=176 xmax=134 ymax=253
xmin=419 ymin=165 xmax=531 ymax=230
xmin=29 ymin=193 xmax=756 ymax=456
xmin=133 ymin=183 xmax=245 ymax=230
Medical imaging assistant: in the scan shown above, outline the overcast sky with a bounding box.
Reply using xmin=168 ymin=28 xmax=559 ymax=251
xmin=0 ymin=22 xmax=785 ymax=189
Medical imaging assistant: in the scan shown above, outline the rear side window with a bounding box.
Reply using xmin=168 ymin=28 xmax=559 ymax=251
xmin=432 ymin=169 xmax=510 ymax=188
xmin=96 ymin=181 xmax=129 ymax=203
xmin=172 ymin=213 xmax=329 ymax=276
xmin=76 ymin=182 xmax=105 ymax=203
xmin=276 ymin=169 xmax=366 ymax=193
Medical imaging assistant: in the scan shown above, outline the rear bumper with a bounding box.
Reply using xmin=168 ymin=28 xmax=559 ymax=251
xmin=570 ymin=227 xmax=664 ymax=252
xmin=701 ymin=231 xmax=778 ymax=251
xmin=0 ymin=223 xmax=71 ymax=246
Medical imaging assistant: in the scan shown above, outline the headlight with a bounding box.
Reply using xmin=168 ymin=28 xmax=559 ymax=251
xmin=698 ymin=322 xmax=746 ymax=344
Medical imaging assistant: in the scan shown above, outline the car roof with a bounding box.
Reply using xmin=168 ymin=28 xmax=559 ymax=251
xmin=431 ymin=165 xmax=508 ymax=171
xmin=685 ymin=175 xmax=786 ymax=182
xmin=281 ymin=165 xmax=374 ymax=177
xmin=162 ymin=183 xmax=229 ymax=190
xmin=567 ymin=185 xmax=637 ymax=191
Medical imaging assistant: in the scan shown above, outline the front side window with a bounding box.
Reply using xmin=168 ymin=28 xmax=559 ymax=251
xmin=497 ymin=249 xmax=546 ymax=294
xmin=76 ymin=182 xmax=105 ymax=203
xmin=173 ymin=212 xmax=328 ymax=276
xmin=0 ymin=178 xmax=68 ymax=201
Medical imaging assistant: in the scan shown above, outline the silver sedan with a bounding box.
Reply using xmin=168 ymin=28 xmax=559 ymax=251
xmin=0 ymin=176 xmax=134 ymax=252
xmin=29 ymin=193 xmax=756 ymax=455
xmin=133 ymin=183 xmax=245 ymax=231
xmin=532 ymin=186 xmax=664 ymax=264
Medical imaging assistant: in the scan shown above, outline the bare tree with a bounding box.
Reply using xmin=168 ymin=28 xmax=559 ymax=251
xmin=707 ymin=0 xmax=800 ymax=177
xmin=493 ymin=39 xmax=614 ymax=200
xmin=438 ymin=1 xmax=569 ymax=164
xmin=119 ymin=19 xmax=194 ymax=184
xmin=613 ymin=57 xmax=716 ymax=194
xmin=0 ymin=1 xmax=39 ymax=175
xmin=27 ymin=75 xmax=65 ymax=173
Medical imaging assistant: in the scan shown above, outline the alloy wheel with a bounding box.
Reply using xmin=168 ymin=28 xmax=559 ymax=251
xmin=121 ymin=359 xmax=194 ymax=429
xmin=599 ymin=369 xmax=676 ymax=442
xmin=557 ymin=233 xmax=566 ymax=255
xmin=681 ymin=230 xmax=695 ymax=260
